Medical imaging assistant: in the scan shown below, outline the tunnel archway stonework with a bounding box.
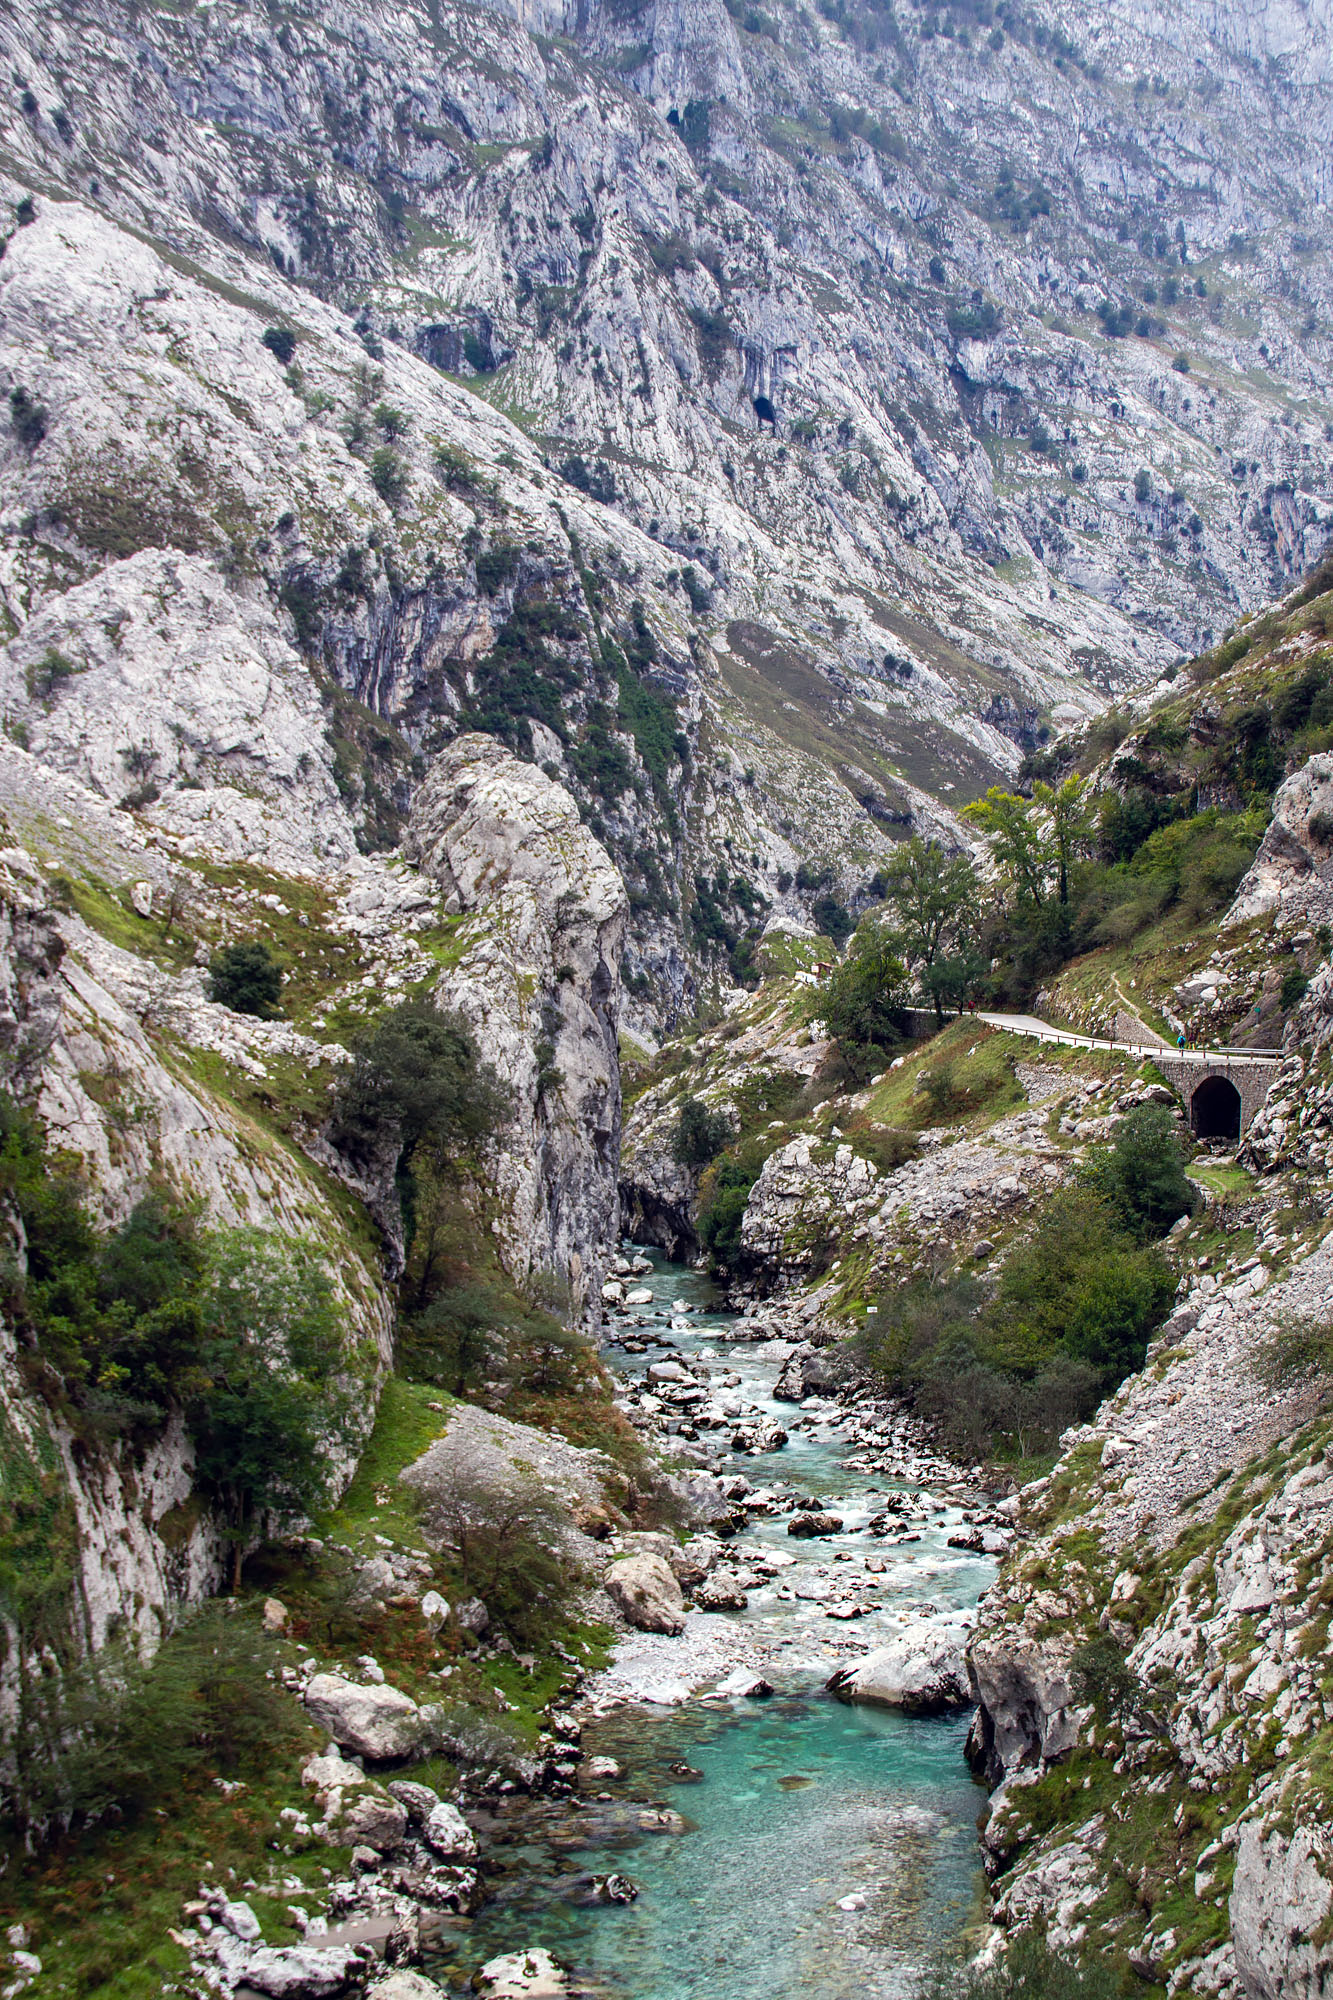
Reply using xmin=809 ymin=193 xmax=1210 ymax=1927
xmin=1190 ymin=1074 xmax=1243 ymax=1141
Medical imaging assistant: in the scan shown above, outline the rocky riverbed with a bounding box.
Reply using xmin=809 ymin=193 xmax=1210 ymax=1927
xmin=409 ymin=1251 xmax=1004 ymax=1998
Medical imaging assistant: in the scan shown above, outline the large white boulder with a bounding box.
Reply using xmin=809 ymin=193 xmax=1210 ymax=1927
xmin=367 ymin=1977 xmax=446 ymax=2000
xmin=241 ymin=1945 xmax=368 ymax=1997
xmin=603 ymin=1552 xmax=686 ymax=1634
xmin=303 ymin=1673 xmax=423 ymax=1760
xmin=826 ymin=1627 xmax=971 ymax=1715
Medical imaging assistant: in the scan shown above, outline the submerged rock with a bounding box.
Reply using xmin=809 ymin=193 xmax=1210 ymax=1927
xmin=477 ymin=1947 xmax=569 ymax=1996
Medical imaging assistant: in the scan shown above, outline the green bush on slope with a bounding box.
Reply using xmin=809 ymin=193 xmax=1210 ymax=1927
xmin=855 ymin=1118 xmax=1184 ymax=1461
xmin=0 ymin=1092 xmax=362 ymax=1590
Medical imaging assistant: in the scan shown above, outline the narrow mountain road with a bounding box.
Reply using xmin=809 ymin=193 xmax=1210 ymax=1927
xmin=975 ymin=1012 xmax=1279 ymax=1069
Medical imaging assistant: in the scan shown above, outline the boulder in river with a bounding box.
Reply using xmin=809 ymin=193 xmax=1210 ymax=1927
xmin=477 ymin=1948 xmax=568 ymax=1996
xmin=603 ymin=1552 xmax=687 ymax=1633
xmin=713 ymin=1667 xmax=774 ymax=1698
xmin=303 ymin=1674 xmax=424 ymax=1760
xmin=788 ymin=1512 xmax=843 ymax=1538
xmin=367 ymin=1975 xmax=447 ymax=2000
xmin=421 ymin=1800 xmax=479 ymax=1860
xmin=826 ymin=1629 xmax=971 ymax=1715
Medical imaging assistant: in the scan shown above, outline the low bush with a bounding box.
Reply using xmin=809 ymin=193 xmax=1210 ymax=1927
xmin=207 ymin=940 xmax=283 ymax=1017
xmin=261 ymin=326 xmax=297 ymax=364
xmin=1 ymin=1603 xmax=299 ymax=1842
xmin=672 ymin=1095 xmax=732 ymax=1170
xmin=1078 ymin=1104 xmax=1196 ymax=1240
xmin=696 ymin=1139 xmax=770 ymax=1272
xmin=414 ymin=1454 xmax=588 ymax=1645
xmin=821 ymin=921 xmax=910 ymax=1081
xmin=0 ymin=1093 xmax=360 ymax=1587
xmin=856 ymin=1177 xmax=1176 ymax=1461
xmin=923 ymin=1932 xmax=1123 ymax=2000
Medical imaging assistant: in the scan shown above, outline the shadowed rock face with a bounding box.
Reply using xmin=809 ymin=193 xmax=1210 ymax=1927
xmin=407 ymin=735 xmax=627 ymax=1315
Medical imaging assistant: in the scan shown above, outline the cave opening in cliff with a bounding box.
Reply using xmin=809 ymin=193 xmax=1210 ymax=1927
xmin=1190 ymin=1074 xmax=1242 ymax=1141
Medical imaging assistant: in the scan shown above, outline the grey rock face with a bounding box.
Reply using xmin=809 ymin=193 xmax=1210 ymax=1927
xmin=407 ymin=735 xmax=626 ymax=1312
xmin=1231 ymin=1824 xmax=1333 ymax=2000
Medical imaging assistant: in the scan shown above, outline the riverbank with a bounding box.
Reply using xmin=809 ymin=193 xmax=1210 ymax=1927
xmin=419 ymin=1251 xmax=1001 ymax=1998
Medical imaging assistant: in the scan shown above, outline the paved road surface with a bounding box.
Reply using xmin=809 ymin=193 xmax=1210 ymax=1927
xmin=975 ymin=1012 xmax=1279 ymax=1070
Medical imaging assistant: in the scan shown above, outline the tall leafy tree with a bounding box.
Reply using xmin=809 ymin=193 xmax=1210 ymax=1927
xmin=186 ymin=1229 xmax=364 ymax=1589
xmin=880 ymin=837 xmax=979 ymax=1019
xmin=823 ymin=919 xmax=911 ymax=1080
xmin=963 ymin=787 xmax=1047 ymax=903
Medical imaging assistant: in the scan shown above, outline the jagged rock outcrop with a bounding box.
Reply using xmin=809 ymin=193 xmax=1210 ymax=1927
xmin=407 ymin=735 xmax=626 ymax=1313
xmin=1225 ymin=752 xmax=1333 ymax=931
xmin=964 ymin=1220 xmax=1333 ymax=1997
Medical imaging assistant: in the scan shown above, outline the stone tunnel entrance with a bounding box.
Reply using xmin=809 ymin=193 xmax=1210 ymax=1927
xmin=1190 ymin=1074 xmax=1243 ymax=1141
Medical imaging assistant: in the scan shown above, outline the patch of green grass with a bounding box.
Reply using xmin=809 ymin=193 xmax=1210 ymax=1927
xmin=317 ymin=1377 xmax=455 ymax=1549
xmin=861 ymin=1020 xmax=1023 ymax=1130
xmin=57 ymin=873 xmax=191 ymax=972
xmin=0 ymin=1735 xmax=337 ymax=1999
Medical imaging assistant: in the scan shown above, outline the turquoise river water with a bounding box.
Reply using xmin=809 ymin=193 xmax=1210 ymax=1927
xmin=435 ymin=1254 xmax=993 ymax=2000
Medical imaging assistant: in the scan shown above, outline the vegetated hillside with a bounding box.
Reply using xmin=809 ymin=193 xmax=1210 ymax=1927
xmin=2 ymin=0 xmax=1333 ymax=1021
xmin=1016 ymin=545 xmax=1333 ymax=1046
xmin=615 ymin=551 xmax=1333 ymax=1994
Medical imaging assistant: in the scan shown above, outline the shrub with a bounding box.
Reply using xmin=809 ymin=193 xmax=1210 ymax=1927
xmin=9 ymin=384 xmax=47 ymax=448
xmin=946 ymin=298 xmax=1000 ymax=339
xmin=435 ymin=440 xmax=484 ymax=492
xmin=369 ymin=445 xmax=408 ymax=506
xmin=1134 ymin=467 xmax=1152 ymax=502
xmin=672 ymin=1095 xmax=732 ymax=1170
xmin=475 ymin=540 xmax=522 ymax=593
xmin=413 ymin=1452 xmax=588 ymax=1645
xmin=1079 ymin=1104 xmax=1196 ymax=1239
xmin=186 ymin=1228 xmax=361 ymax=1585
xmin=1172 ymin=352 xmax=1191 ymax=372
xmin=696 ymin=1140 xmax=769 ymax=1271
xmin=207 ymin=940 xmax=283 ymax=1017
xmin=261 ymin=326 xmax=297 ymax=364
xmin=991 ymin=1189 xmax=1176 ymax=1380
xmin=330 ymin=996 xmax=507 ymax=1180
xmin=822 ymin=920 xmax=911 ymax=1080
xmin=25 ymin=646 xmax=79 ymax=701
xmin=1 ymin=1603 xmax=299 ymax=1841
xmin=923 ymin=1931 xmax=1124 ymax=2000
xmin=1281 ymin=962 xmax=1310 ymax=1010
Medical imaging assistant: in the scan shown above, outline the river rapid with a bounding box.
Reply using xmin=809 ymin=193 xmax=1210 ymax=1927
xmin=435 ymin=1254 xmax=996 ymax=2000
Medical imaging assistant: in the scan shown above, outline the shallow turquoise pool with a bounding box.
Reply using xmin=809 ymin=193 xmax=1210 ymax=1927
xmin=452 ymin=1691 xmax=982 ymax=1998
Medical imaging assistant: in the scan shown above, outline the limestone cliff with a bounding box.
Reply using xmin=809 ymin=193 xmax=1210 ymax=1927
xmin=406 ymin=735 xmax=627 ymax=1315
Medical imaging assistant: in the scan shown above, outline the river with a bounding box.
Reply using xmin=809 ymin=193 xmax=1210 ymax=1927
xmin=434 ymin=1253 xmax=995 ymax=1999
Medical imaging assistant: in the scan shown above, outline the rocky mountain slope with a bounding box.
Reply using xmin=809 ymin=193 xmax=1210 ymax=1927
xmin=613 ymin=639 xmax=1333 ymax=1991
xmin=2 ymin=0 xmax=1332 ymax=1017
